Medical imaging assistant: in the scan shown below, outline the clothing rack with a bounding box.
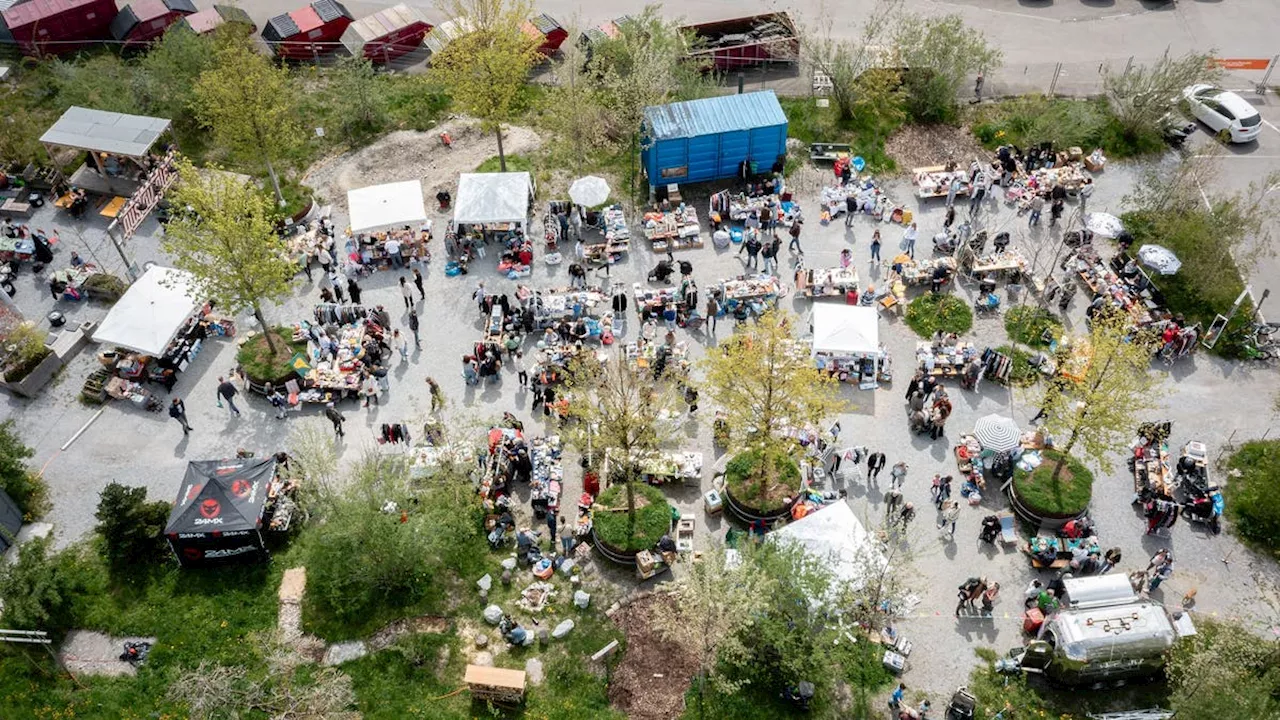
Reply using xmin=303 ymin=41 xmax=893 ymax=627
xmin=379 ymin=423 xmax=412 ymax=445
xmin=980 ymin=347 xmax=1012 ymax=384
xmin=314 ymin=303 xmax=370 ymax=325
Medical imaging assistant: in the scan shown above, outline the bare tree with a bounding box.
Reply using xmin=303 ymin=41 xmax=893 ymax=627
xmin=1104 ymin=51 xmax=1221 ymax=141
xmin=799 ymin=0 xmax=901 ymax=122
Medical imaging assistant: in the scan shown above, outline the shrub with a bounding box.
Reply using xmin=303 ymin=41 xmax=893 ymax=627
xmin=905 ymin=293 xmax=973 ymax=338
xmin=1225 ymin=440 xmax=1280 ymax=553
xmin=593 ymin=483 xmax=672 ymax=553
xmin=970 ymin=96 xmax=1162 ymax=159
xmin=1012 ymin=449 xmax=1094 ymax=517
xmin=0 ymin=537 xmax=77 ymax=635
xmin=0 ymin=322 xmax=52 ymax=382
xmin=723 ymin=449 xmax=802 ymax=512
xmin=1004 ymin=306 xmax=1062 ymax=348
xmin=94 ymin=482 xmax=172 ymax=572
xmin=0 ymin=419 xmax=48 ymax=520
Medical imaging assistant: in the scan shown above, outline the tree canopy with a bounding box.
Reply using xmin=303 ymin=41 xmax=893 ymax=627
xmin=161 ymin=159 xmax=297 ymax=353
xmin=894 ymin=13 xmax=1002 ymax=122
xmin=1104 ymin=50 xmax=1220 ymax=143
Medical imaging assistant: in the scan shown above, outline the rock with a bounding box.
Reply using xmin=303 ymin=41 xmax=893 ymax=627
xmin=605 ymin=602 xmax=621 ymax=617
xmin=552 ymin=619 xmax=575 ymax=639
xmin=474 ymin=633 xmax=489 ymax=648
xmin=472 ymin=651 xmax=493 ymax=667
xmin=537 ymin=628 xmax=550 ymax=645
xmin=322 ymin=640 xmax=368 ymax=666
xmin=525 ymin=657 xmax=544 ymax=686
xmin=477 ymin=574 xmax=492 ymax=592
xmin=501 ymin=557 xmax=517 ymax=570
xmin=573 ymin=590 xmax=591 ymax=609
xmin=501 ymin=569 xmax=513 ymax=586
xmin=483 ymin=605 xmax=504 ymax=625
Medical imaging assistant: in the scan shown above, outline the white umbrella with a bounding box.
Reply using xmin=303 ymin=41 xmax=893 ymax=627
xmin=1137 ymin=245 xmax=1182 ymax=275
xmin=973 ymin=414 xmax=1022 ymax=453
xmin=1084 ymin=212 xmax=1125 ymax=239
xmin=568 ymin=176 xmax=610 ymax=207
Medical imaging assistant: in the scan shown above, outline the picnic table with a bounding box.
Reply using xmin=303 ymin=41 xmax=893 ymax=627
xmin=100 ymin=196 xmax=127 ymax=218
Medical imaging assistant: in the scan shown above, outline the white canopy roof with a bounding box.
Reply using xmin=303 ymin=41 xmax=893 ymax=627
xmin=769 ymin=501 xmax=887 ymax=592
xmin=347 ymin=180 xmax=427 ymax=233
xmin=812 ymin=303 xmax=879 ymax=356
xmin=93 ymin=266 xmax=199 ymax=356
xmin=454 ymin=172 xmax=533 ymax=226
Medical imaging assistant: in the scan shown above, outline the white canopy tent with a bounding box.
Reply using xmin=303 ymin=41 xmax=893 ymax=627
xmin=812 ymin=303 xmax=879 ymax=355
xmin=93 ymin=266 xmax=200 ymax=356
xmin=347 ymin=180 xmax=428 ymax=233
xmin=769 ymin=502 xmax=887 ymax=593
xmin=453 ymin=172 xmax=533 ymax=227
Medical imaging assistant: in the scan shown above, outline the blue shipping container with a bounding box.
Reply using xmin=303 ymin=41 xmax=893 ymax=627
xmin=641 ymin=91 xmax=788 ymax=188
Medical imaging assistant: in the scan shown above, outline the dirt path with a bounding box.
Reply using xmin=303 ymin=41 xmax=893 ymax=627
xmin=608 ymin=591 xmax=699 ymax=720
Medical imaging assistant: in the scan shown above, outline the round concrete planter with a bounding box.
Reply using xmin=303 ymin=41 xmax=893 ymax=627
xmin=590 ymin=527 xmax=641 ymax=566
xmin=1007 ymin=482 xmax=1087 ymax=531
xmin=723 ymin=484 xmax=793 ymax=524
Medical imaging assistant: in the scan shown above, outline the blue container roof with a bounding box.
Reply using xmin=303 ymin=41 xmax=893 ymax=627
xmin=643 ymin=91 xmax=787 ymax=142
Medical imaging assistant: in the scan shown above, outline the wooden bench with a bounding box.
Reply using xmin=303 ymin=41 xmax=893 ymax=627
xmin=100 ymin=196 xmax=127 ymax=218
xmin=0 ymin=199 xmax=32 ymax=217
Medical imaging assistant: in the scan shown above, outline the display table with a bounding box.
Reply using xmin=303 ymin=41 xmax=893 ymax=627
xmin=1076 ymin=259 xmax=1155 ymax=327
xmin=643 ymin=206 xmax=703 ymax=252
xmin=913 ymin=166 xmax=971 ymax=200
xmin=971 ymin=251 xmax=1028 ymax=276
xmin=105 ymin=376 xmax=161 ymax=411
xmin=632 ymin=284 xmax=678 ymax=317
xmin=719 ymin=274 xmax=782 ymax=316
xmin=583 ymin=205 xmax=630 ymax=264
xmin=797 ymin=266 xmax=859 ymax=298
xmin=530 ymin=435 xmax=563 ymax=519
xmin=1133 ymin=441 xmax=1172 ymax=499
xmin=893 ymin=256 xmax=956 ymax=286
xmin=605 ymin=449 xmax=702 ymax=485
xmin=916 ymin=341 xmax=979 ymax=379
xmin=625 ymin=339 xmax=690 ymax=377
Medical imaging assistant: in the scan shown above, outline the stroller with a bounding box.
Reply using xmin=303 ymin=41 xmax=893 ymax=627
xmin=979 ymin=515 xmax=1001 ymax=544
xmin=944 ymin=686 xmax=976 ymax=720
xmin=648 ymin=260 xmax=675 ymax=283
xmin=974 ymin=292 xmax=1000 ymax=315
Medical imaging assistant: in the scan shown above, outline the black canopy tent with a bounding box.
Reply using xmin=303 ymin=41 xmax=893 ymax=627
xmin=165 ymin=457 xmax=276 ymax=567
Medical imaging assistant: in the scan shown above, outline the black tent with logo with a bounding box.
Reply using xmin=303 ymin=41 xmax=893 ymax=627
xmin=165 ymin=457 xmax=276 ymax=567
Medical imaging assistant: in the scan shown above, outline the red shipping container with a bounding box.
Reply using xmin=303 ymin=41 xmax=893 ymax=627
xmin=109 ymin=0 xmax=196 ymax=46
xmin=2 ymin=0 xmax=120 ymax=56
xmin=339 ymin=3 xmax=430 ymax=64
xmin=262 ymin=0 xmax=352 ymax=60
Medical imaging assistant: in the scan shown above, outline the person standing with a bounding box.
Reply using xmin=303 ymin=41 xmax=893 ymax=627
xmin=740 ymin=232 xmax=761 ymax=269
xmin=788 ymin=218 xmax=803 ymax=253
xmin=684 ymin=384 xmax=699 ymax=414
xmin=216 ymin=376 xmax=241 ymax=417
xmin=385 ymin=235 xmax=403 ymax=268
xmin=930 ymin=473 xmax=944 ymax=506
xmin=329 ymin=271 xmax=346 ymax=303
xmin=324 ymin=402 xmax=345 ymax=439
xmin=705 ymin=293 xmax=721 ymax=334
xmin=400 ymin=276 xmax=414 ymax=311
xmin=980 ymin=582 xmax=1000 ymax=616
xmin=761 ymin=236 xmax=778 ymax=274
xmin=169 ymin=397 xmax=193 ymax=434
xmin=407 ymin=312 xmax=421 ymax=349
xmin=1100 ymin=547 xmax=1123 ymax=574
xmin=844 ymin=193 xmax=857 ymax=228
xmin=889 ymin=461 xmax=908 ymax=490
xmin=427 ymin=377 xmax=444 ymax=413
xmin=413 ymin=267 xmax=425 ymax=302
xmin=318 ymin=246 xmax=333 ymax=276
xmin=516 ymin=351 xmax=529 ymax=388
xmin=869 ymin=229 xmax=882 ymax=264
xmin=267 ymin=385 xmax=288 ymax=419
xmin=889 ymin=683 xmax=906 ymax=712
xmin=1147 ymin=557 xmax=1174 ymax=592
xmin=937 ymin=499 xmax=960 ymax=538
xmin=392 ymin=329 xmax=409 ymax=362
xmin=901 ymin=223 xmax=918 ymax=259
xmin=885 ymin=488 xmax=903 ymax=518
xmin=1146 ymin=548 xmax=1170 ymax=574
xmin=946 ymin=177 xmax=960 ymax=208
xmin=559 ymin=516 xmax=574 ymax=556
xmin=362 ymin=372 xmax=380 ymax=407
xmin=969 ymin=178 xmax=987 ymax=217
xmin=867 ymin=451 xmax=886 ymax=482
xmin=546 ymin=512 xmax=558 ymax=547
xmin=347 ymin=277 xmax=362 ymax=306
xmin=1028 ymin=194 xmax=1045 ymax=227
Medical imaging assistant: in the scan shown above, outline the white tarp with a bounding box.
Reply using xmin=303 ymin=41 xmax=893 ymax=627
xmin=93 ymin=266 xmax=199 ymax=356
xmin=347 ymin=180 xmax=427 ymax=233
xmin=812 ymin=303 xmax=879 ymax=356
xmin=454 ymin=172 xmax=532 ymax=226
xmin=769 ymin=501 xmax=887 ymax=592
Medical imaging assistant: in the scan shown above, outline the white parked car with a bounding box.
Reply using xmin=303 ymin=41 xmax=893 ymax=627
xmin=1182 ymin=84 xmax=1262 ymax=143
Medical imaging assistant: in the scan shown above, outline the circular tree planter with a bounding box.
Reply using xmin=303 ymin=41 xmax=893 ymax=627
xmin=236 ymin=328 xmax=306 ymax=393
xmin=722 ymin=449 xmax=802 ymax=523
xmin=591 ymin=483 xmax=672 ymax=566
xmin=1008 ymin=449 xmax=1094 ymax=529
xmin=905 ymin=293 xmax=973 ymax=338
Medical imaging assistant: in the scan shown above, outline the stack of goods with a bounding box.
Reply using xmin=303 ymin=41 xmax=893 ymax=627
xmin=297 ymin=321 xmax=367 ymax=395
xmin=1075 ymin=258 xmax=1155 ymax=327
xmin=971 ymin=251 xmax=1028 ymax=276
xmin=643 ymin=205 xmax=703 ymax=252
xmin=632 ymin=283 xmax=678 ymax=317
xmin=894 ymin=257 xmax=956 ymax=286
xmin=720 ymin=274 xmax=782 ymax=318
xmin=797 ymin=266 xmax=859 ymax=298
xmin=625 ymin=339 xmax=690 ymax=377
xmin=1029 ymin=164 xmax=1088 ymax=192
xmin=913 ymin=167 xmax=970 ymax=199
xmin=530 ymin=435 xmax=563 ymax=519
xmin=819 ymin=185 xmax=853 ymax=219
xmin=917 ymin=341 xmax=978 ymax=378
xmin=639 ymin=451 xmax=702 ymax=485
xmin=353 ymin=227 xmax=422 ymax=270
xmin=535 ymin=288 xmax=608 ymax=326
xmin=953 ymin=435 xmax=984 ymax=490
xmin=409 ymin=443 xmax=473 ymax=479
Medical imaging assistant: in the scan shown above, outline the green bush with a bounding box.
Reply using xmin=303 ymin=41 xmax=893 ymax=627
xmin=0 ymin=537 xmax=78 ymax=635
xmin=994 ymin=344 xmax=1040 ymax=387
xmin=94 ymin=482 xmax=172 ymax=573
xmin=0 ymin=419 xmax=48 ymax=521
xmin=905 ymin=293 xmax=973 ymax=338
xmin=779 ymin=97 xmax=901 ymax=173
xmin=970 ymin=96 xmax=1162 ymax=159
xmin=1225 ymin=440 xmax=1280 ymax=553
xmin=1004 ymin=305 xmax=1062 ymax=348
xmin=723 ymin=449 xmax=802 ymax=511
xmin=1 ymin=322 xmax=52 ymax=382
xmin=593 ymin=482 xmax=672 ymax=552
xmin=1012 ymin=449 xmax=1094 ymax=517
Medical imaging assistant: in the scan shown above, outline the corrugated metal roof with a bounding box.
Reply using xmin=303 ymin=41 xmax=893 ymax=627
xmin=313 ymin=0 xmax=350 ymax=24
xmin=39 ymin=106 xmax=172 ymax=157
xmin=643 ymin=91 xmax=787 ymax=142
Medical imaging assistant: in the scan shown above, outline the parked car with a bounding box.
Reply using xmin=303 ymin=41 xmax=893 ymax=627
xmin=1182 ymin=84 xmax=1263 ymax=143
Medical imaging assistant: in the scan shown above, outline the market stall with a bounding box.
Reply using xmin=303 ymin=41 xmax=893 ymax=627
xmin=454 ymin=172 xmax=534 ymax=234
xmin=624 ymin=337 xmax=690 ymax=378
xmin=719 ymin=273 xmax=782 ymax=319
xmin=632 ymin=283 xmax=679 ymax=319
xmin=913 ymin=165 xmax=971 ymax=201
xmin=604 ymin=449 xmax=702 ymax=486
xmin=165 ymin=457 xmax=292 ymax=567
xmin=1073 ymin=251 xmax=1161 ymax=329
xmin=707 ymin=182 xmax=789 ymax=227
xmin=531 ymin=287 xmax=613 ymax=333
xmin=916 ymin=340 xmax=980 ymax=382
xmin=544 ymin=201 xmax=630 ymax=265
xmin=530 ymin=435 xmax=563 ymax=519
xmin=811 ymin=303 xmax=888 ymax=389
xmin=766 ymin=501 xmax=887 ymax=595
xmin=796 ymin=264 xmax=859 ymax=300
xmin=642 ymin=204 xmax=703 ymax=253
xmin=1132 ymin=422 xmax=1174 ymax=503
xmin=285 ymin=308 xmax=385 ymax=402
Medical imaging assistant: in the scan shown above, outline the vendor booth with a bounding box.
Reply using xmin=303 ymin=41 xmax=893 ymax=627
xmin=165 ymin=457 xmax=282 ymax=567
xmin=641 ymin=91 xmax=788 ymax=192
xmin=811 ymin=303 xmax=888 ymax=389
xmin=767 ymin=502 xmax=887 ymax=593
xmin=345 ymin=180 xmax=429 ymax=271
xmin=40 ymin=106 xmax=173 ymax=199
xmin=454 ymin=172 xmax=534 ymax=232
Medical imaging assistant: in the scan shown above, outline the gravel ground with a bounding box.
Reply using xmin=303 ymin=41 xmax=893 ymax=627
xmin=5 ymin=135 xmax=1280 ymax=705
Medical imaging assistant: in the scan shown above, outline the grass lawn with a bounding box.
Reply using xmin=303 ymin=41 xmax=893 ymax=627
xmin=236 ymin=328 xmax=306 ymax=384
xmin=723 ymin=449 xmax=802 ymax=512
xmin=475 ymin=153 xmax=535 ymax=174
xmin=593 ymin=483 xmax=673 ymax=552
xmin=1225 ymin=440 xmax=1280 ymax=555
xmin=1012 ymin=449 xmax=1094 ymax=517
xmin=779 ymin=97 xmax=900 ymax=173
xmin=905 ymin=294 xmax=974 ymax=338
xmin=970 ymin=96 xmax=1163 ymax=159
xmin=1004 ymin=305 xmax=1062 ymax=348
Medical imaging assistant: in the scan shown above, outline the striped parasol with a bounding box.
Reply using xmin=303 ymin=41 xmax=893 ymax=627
xmin=973 ymin=414 xmax=1021 ymax=452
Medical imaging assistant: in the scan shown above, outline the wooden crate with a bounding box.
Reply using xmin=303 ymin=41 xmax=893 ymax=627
xmin=465 ymin=664 xmax=526 ymax=704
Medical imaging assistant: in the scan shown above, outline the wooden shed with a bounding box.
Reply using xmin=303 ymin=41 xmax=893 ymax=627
xmin=109 ymin=0 xmax=195 ymax=45
xmin=262 ymin=0 xmax=352 ymax=60
xmin=521 ymin=13 xmax=566 ymax=57
xmin=177 ymin=4 xmax=254 ymax=36
xmin=1 ymin=0 xmax=120 ymax=56
xmin=464 ymin=665 xmax=526 ymax=704
xmin=339 ymin=3 xmax=431 ymax=64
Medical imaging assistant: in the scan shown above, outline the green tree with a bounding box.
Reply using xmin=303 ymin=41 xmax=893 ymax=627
xmin=1166 ymin=619 xmax=1280 ymax=718
xmin=94 ymin=482 xmax=171 ymax=572
xmin=0 ymin=419 xmax=48 ymax=521
xmin=193 ymin=37 xmax=302 ymax=204
xmin=48 ymin=54 xmax=144 ymax=115
xmin=1039 ymin=307 xmax=1162 ymax=482
xmin=800 ymin=1 xmax=899 ymax=123
xmin=431 ymin=0 xmax=541 ymax=171
xmin=327 ymin=56 xmax=389 ymax=142
xmin=0 ymin=537 xmax=75 ymax=633
xmin=1104 ymin=50 xmax=1220 ymax=143
xmin=563 ymin=351 xmax=682 ymax=544
xmin=700 ymin=310 xmax=847 ymax=495
xmin=137 ymin=24 xmax=221 ymax=134
xmin=894 ymin=13 xmax=1002 ymax=123
xmin=160 ymin=159 xmax=297 ymax=354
